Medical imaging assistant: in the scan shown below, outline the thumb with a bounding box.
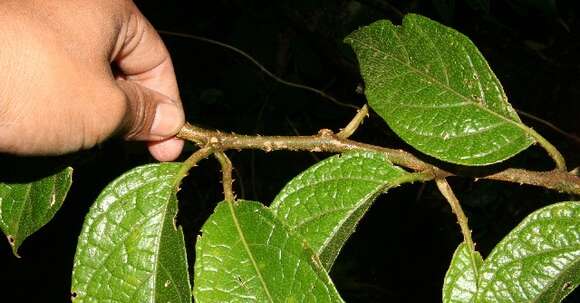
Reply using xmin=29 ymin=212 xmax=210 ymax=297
xmin=116 ymin=79 xmax=185 ymax=141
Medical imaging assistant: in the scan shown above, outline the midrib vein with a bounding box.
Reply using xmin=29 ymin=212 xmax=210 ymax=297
xmin=228 ymin=202 xmax=274 ymax=302
xmin=347 ymin=36 xmax=531 ymax=135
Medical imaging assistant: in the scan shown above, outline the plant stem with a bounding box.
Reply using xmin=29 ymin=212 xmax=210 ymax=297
xmin=177 ymin=123 xmax=580 ymax=195
xmin=178 ymin=123 xmax=429 ymax=168
xmin=214 ymin=151 xmax=235 ymax=202
xmin=435 ymin=178 xmax=475 ymax=251
xmin=483 ymin=168 xmax=580 ymax=193
xmin=337 ymin=104 xmax=369 ymax=139
xmin=525 ymin=126 xmax=567 ymax=171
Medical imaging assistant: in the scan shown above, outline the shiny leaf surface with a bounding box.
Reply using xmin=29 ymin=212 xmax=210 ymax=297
xmin=71 ymin=163 xmax=191 ymax=303
xmin=476 ymin=201 xmax=580 ymax=302
xmin=0 ymin=167 xmax=72 ymax=256
xmin=443 ymin=242 xmax=483 ymax=303
xmin=270 ymin=151 xmax=416 ymax=270
xmin=194 ymin=200 xmax=344 ymax=302
xmin=345 ymin=14 xmax=534 ymax=165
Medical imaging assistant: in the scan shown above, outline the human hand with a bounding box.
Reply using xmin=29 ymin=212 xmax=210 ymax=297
xmin=0 ymin=0 xmax=184 ymax=161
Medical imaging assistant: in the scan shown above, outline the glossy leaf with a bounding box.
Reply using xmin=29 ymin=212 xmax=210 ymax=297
xmin=270 ymin=151 xmax=416 ymax=270
xmin=443 ymin=242 xmax=483 ymax=303
xmin=194 ymin=200 xmax=344 ymax=303
xmin=345 ymin=14 xmax=534 ymax=165
xmin=476 ymin=201 xmax=580 ymax=302
xmin=71 ymin=163 xmax=191 ymax=303
xmin=0 ymin=167 xmax=72 ymax=256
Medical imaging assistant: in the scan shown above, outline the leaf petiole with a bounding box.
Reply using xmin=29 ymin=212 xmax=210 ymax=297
xmin=524 ymin=126 xmax=567 ymax=171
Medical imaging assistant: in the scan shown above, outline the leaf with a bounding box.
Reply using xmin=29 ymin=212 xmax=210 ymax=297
xmin=443 ymin=242 xmax=483 ymax=303
xmin=0 ymin=167 xmax=72 ymax=256
xmin=344 ymin=14 xmax=534 ymax=165
xmin=475 ymin=201 xmax=580 ymax=302
xmin=270 ymin=151 xmax=417 ymax=270
xmin=71 ymin=163 xmax=191 ymax=303
xmin=193 ymin=200 xmax=344 ymax=303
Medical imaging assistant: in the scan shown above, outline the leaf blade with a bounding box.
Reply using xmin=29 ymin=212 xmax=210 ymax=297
xmin=193 ymin=200 xmax=344 ymax=302
xmin=0 ymin=167 xmax=73 ymax=256
xmin=475 ymin=201 xmax=580 ymax=302
xmin=443 ymin=242 xmax=484 ymax=303
xmin=345 ymin=14 xmax=534 ymax=165
xmin=71 ymin=163 xmax=191 ymax=303
xmin=270 ymin=151 xmax=416 ymax=270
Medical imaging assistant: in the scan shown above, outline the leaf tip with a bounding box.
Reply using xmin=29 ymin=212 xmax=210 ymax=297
xmin=6 ymin=235 xmax=21 ymax=258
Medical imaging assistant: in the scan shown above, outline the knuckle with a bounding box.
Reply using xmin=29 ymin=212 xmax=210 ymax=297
xmin=115 ymin=81 xmax=155 ymax=141
xmin=82 ymin=85 xmax=128 ymax=148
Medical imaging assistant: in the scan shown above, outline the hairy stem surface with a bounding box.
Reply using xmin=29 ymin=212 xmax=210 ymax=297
xmin=178 ymin=123 xmax=580 ymax=195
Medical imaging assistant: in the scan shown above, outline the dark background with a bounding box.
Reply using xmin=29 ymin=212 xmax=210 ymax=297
xmin=1 ymin=0 xmax=579 ymax=302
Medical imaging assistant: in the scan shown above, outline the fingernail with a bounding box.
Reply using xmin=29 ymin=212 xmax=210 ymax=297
xmin=150 ymin=102 xmax=181 ymax=138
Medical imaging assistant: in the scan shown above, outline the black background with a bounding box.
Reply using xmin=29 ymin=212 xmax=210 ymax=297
xmin=1 ymin=0 xmax=579 ymax=302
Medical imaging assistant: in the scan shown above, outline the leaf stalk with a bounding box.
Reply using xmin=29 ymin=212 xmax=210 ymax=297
xmin=214 ymin=151 xmax=235 ymax=202
xmin=435 ymin=178 xmax=475 ymax=250
xmin=525 ymin=126 xmax=567 ymax=171
xmin=337 ymin=104 xmax=369 ymax=139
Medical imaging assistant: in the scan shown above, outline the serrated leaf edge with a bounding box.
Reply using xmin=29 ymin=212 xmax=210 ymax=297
xmin=344 ymin=15 xmax=540 ymax=165
xmin=475 ymin=201 xmax=580 ymax=302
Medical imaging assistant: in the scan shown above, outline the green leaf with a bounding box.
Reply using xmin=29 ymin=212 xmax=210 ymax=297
xmin=71 ymin=163 xmax=191 ymax=303
xmin=443 ymin=242 xmax=483 ymax=303
xmin=475 ymin=201 xmax=580 ymax=302
xmin=344 ymin=14 xmax=534 ymax=165
xmin=194 ymin=200 xmax=344 ymax=303
xmin=270 ymin=151 xmax=417 ymax=270
xmin=0 ymin=167 xmax=72 ymax=256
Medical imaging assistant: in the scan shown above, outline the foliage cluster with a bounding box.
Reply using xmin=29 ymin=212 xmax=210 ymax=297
xmin=1 ymin=12 xmax=578 ymax=303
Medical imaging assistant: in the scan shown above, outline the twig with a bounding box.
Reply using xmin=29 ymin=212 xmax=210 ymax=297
xmin=337 ymin=104 xmax=369 ymax=139
xmin=177 ymin=123 xmax=580 ymax=195
xmin=214 ymin=151 xmax=235 ymax=202
xmin=483 ymin=168 xmax=580 ymax=193
xmin=285 ymin=116 xmax=320 ymax=162
xmin=435 ymin=178 xmax=475 ymax=250
xmin=158 ymin=30 xmax=358 ymax=110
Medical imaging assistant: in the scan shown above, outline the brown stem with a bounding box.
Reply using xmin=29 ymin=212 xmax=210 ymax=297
xmin=177 ymin=123 xmax=580 ymax=195
xmin=178 ymin=123 xmax=429 ymax=167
